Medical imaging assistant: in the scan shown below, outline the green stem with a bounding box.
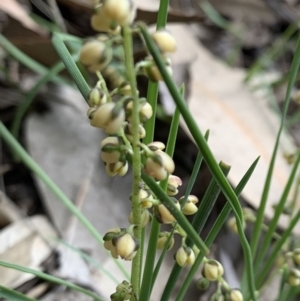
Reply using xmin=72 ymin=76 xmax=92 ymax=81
xmin=123 ymin=24 xmax=142 ymax=300
xmin=0 ymin=122 xmax=129 ymax=280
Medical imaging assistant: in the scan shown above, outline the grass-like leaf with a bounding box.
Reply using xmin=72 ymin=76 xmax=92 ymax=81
xmin=52 ymin=33 xmax=90 ymax=100
xmin=0 ymin=286 xmax=38 ymax=301
xmin=175 ymin=156 xmax=260 ymax=301
xmin=139 ymin=23 xmax=257 ymax=301
xmin=0 ymin=261 xmax=105 ymax=301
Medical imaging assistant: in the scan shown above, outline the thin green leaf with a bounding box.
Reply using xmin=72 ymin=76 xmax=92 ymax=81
xmin=139 ymin=23 xmax=257 ymax=301
xmin=175 ymin=156 xmax=260 ymax=301
xmin=161 ymin=160 xmax=230 ymax=301
xmin=0 ymin=261 xmax=105 ymax=301
xmin=254 ymin=151 xmax=300 ymax=271
xmin=0 ymin=286 xmax=38 ymax=301
xmin=52 ymin=33 xmax=90 ymax=100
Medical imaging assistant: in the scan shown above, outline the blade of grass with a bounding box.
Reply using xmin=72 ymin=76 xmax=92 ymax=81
xmin=0 ymin=286 xmax=38 ymax=301
xmin=0 ymin=121 xmax=129 ymax=280
xmin=52 ymin=33 xmax=90 ymax=100
xmin=0 ymin=261 xmax=105 ymax=301
xmin=160 ymin=161 xmax=230 ymax=301
xmin=0 ymin=34 xmax=67 ymax=85
xmin=250 ymin=34 xmax=300 ymax=260
xmin=175 ymin=156 xmax=260 ymax=301
xmin=139 ymin=23 xmax=257 ymax=301
xmin=254 ymin=151 xmax=300 ymax=271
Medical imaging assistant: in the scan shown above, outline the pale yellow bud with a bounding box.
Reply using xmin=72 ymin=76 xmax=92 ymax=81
xmin=90 ymin=103 xmax=125 ymax=134
xmin=230 ymin=290 xmax=244 ymax=301
xmin=144 ymin=150 xmax=175 ymax=181
xmin=79 ymin=39 xmax=106 ymax=66
xmin=182 ymin=201 xmax=198 ymax=215
xmin=106 ymin=161 xmax=128 ymax=177
xmin=125 ymin=123 xmax=146 ymax=141
xmin=88 ymin=88 xmax=107 ymax=107
xmin=152 ymin=30 xmax=177 ymax=53
xmin=202 ymin=260 xmax=224 ymax=281
xmin=113 ymin=233 xmax=138 ymax=260
xmin=144 ymin=58 xmax=173 ymax=82
xmin=288 ymin=268 xmax=300 ymax=286
xmin=102 ymin=0 xmax=136 ymax=25
xmin=175 ymin=246 xmax=195 ymax=267
xmin=100 ymin=137 xmax=121 ymax=163
xmin=156 ymin=233 xmax=174 ymax=250
xmin=147 ymin=141 xmax=165 ymax=152
xmin=156 ymin=201 xmax=180 ymax=224
xmin=293 ymin=249 xmax=300 ymax=266
xmin=167 ymin=175 xmax=182 ymax=196
xmin=90 ymin=9 xmax=120 ymax=33
xmin=129 ymin=210 xmax=151 ymax=228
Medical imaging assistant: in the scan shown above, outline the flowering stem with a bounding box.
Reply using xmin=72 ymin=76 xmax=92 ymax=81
xmin=123 ymin=24 xmax=142 ymax=300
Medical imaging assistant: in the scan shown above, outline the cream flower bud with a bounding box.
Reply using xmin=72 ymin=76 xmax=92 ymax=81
xmin=103 ymin=228 xmax=122 ymax=259
xmin=125 ymin=123 xmax=146 ymax=141
xmin=87 ymin=107 xmax=98 ymax=120
xmin=129 ymin=210 xmax=151 ymax=228
xmin=100 ymin=136 xmax=121 ymax=163
xmin=156 ymin=200 xmax=180 ymax=224
xmin=113 ymin=233 xmax=139 ymax=261
xmin=157 ymin=232 xmax=174 ymax=250
xmin=90 ymin=102 xmax=125 ymax=134
xmin=147 ymin=141 xmax=165 ymax=152
xmin=79 ymin=39 xmax=106 ymax=67
xmin=229 ymin=289 xmax=244 ymax=301
xmin=288 ymin=268 xmax=300 ymax=286
xmin=91 ymin=7 xmax=120 ymax=34
xmin=202 ymin=259 xmax=224 ymax=281
xmin=182 ymin=201 xmax=198 ymax=215
xmin=152 ymin=29 xmax=177 ymax=53
xmin=144 ymin=57 xmax=173 ymax=82
xmin=119 ymin=82 xmax=132 ymax=96
xmin=102 ymin=0 xmax=136 ymax=25
xmin=138 ymin=189 xmax=154 ymax=208
xmin=175 ymin=246 xmax=195 ymax=267
xmin=126 ymin=101 xmax=153 ymax=124
xmin=293 ymin=249 xmax=300 ymax=266
xmin=144 ymin=150 xmax=175 ymax=181
xmin=167 ymin=175 xmax=182 ymax=196
xmin=106 ymin=161 xmax=128 ymax=177
xmin=88 ymin=88 xmax=107 ymax=107
xmin=227 ymin=216 xmax=246 ymax=234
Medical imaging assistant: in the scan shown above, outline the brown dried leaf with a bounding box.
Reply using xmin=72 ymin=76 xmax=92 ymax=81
xmin=0 ymin=0 xmax=46 ymax=35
